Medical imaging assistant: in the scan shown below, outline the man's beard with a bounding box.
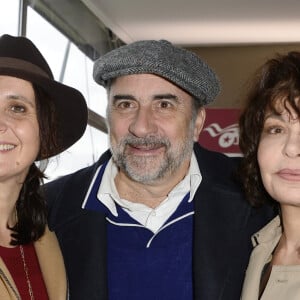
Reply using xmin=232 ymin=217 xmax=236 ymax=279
xmin=110 ymin=132 xmax=194 ymax=184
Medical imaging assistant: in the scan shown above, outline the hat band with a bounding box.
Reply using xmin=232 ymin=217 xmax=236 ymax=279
xmin=0 ymin=57 xmax=50 ymax=78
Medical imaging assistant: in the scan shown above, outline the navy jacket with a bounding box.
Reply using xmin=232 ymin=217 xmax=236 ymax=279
xmin=46 ymin=144 xmax=274 ymax=300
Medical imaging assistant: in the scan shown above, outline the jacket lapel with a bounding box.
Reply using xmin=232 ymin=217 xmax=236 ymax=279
xmin=192 ymin=144 xmax=274 ymax=300
xmin=193 ymin=179 xmax=253 ymax=299
xmin=192 ymin=144 xmax=255 ymax=299
xmin=241 ymin=217 xmax=281 ymax=300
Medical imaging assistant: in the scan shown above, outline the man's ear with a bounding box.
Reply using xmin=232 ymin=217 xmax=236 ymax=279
xmin=193 ymin=108 xmax=206 ymax=141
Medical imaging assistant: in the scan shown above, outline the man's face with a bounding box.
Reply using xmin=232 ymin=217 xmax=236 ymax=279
xmin=107 ymin=74 xmax=205 ymax=184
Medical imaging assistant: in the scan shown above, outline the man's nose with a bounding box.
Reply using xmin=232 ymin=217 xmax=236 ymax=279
xmin=128 ymin=107 xmax=157 ymax=137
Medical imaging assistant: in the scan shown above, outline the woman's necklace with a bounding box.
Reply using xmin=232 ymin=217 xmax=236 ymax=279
xmin=19 ymin=245 xmax=35 ymax=300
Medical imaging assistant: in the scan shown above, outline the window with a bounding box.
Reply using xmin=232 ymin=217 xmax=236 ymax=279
xmin=0 ymin=0 xmax=19 ymax=36
xmin=1 ymin=2 xmax=109 ymax=180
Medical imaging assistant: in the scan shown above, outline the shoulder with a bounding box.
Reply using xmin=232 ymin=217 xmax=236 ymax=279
xmin=193 ymin=144 xmax=276 ymax=241
xmin=45 ymin=150 xmax=111 ymax=228
xmin=193 ymin=143 xmax=241 ymax=188
xmin=194 ymin=143 xmax=240 ymax=169
xmin=45 ymin=149 xmax=111 ymax=197
xmin=45 ymin=163 xmax=98 ymax=200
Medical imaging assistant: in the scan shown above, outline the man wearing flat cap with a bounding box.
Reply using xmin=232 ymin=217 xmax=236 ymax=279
xmin=46 ymin=40 xmax=274 ymax=300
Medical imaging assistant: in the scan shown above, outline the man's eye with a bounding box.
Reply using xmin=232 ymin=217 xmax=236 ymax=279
xmin=115 ymin=101 xmax=134 ymax=109
xmin=160 ymin=102 xmax=170 ymax=108
xmin=159 ymin=101 xmax=173 ymax=109
xmin=120 ymin=102 xmax=131 ymax=108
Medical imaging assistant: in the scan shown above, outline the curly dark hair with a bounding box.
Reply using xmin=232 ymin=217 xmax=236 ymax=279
xmin=10 ymin=84 xmax=59 ymax=245
xmin=239 ymin=51 xmax=300 ymax=207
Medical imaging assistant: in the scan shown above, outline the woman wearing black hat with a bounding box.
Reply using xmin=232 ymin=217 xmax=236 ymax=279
xmin=0 ymin=34 xmax=87 ymax=299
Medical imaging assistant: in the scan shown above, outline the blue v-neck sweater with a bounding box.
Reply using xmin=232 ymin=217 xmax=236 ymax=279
xmin=84 ymin=163 xmax=194 ymax=300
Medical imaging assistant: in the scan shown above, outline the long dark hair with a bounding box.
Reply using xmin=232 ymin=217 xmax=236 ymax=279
xmin=10 ymin=84 xmax=59 ymax=245
xmin=239 ymin=51 xmax=300 ymax=207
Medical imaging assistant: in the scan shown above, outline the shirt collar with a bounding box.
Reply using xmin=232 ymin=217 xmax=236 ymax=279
xmin=83 ymin=151 xmax=202 ymax=216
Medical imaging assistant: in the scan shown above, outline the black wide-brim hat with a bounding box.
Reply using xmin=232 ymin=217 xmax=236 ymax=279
xmin=0 ymin=34 xmax=88 ymax=159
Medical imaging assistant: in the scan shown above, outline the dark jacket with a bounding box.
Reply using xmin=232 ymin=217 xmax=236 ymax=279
xmin=46 ymin=144 xmax=274 ymax=300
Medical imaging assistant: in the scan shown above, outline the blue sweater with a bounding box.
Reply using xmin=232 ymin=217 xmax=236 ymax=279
xmin=85 ymin=163 xmax=194 ymax=300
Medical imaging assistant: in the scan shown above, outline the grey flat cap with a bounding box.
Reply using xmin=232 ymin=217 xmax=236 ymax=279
xmin=93 ymin=40 xmax=220 ymax=105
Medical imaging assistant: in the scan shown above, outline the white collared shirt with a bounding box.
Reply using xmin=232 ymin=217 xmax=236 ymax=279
xmin=83 ymin=152 xmax=202 ymax=233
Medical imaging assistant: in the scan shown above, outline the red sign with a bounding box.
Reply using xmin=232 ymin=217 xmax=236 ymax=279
xmin=198 ymin=108 xmax=241 ymax=156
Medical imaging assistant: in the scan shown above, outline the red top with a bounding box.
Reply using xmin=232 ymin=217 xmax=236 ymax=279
xmin=0 ymin=243 xmax=49 ymax=300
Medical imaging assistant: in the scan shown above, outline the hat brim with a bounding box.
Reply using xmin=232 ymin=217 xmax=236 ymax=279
xmin=0 ymin=66 xmax=88 ymax=159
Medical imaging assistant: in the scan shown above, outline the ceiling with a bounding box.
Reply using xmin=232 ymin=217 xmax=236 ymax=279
xmin=82 ymin=0 xmax=300 ymax=46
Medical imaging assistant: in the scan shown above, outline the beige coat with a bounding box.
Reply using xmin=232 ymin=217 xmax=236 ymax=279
xmin=241 ymin=216 xmax=300 ymax=300
xmin=0 ymin=226 xmax=67 ymax=300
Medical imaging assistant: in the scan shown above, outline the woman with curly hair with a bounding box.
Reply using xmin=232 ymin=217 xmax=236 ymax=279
xmin=239 ymin=51 xmax=300 ymax=300
xmin=0 ymin=34 xmax=87 ymax=299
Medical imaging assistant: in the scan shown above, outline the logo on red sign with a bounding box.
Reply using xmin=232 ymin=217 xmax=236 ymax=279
xmin=198 ymin=108 xmax=241 ymax=156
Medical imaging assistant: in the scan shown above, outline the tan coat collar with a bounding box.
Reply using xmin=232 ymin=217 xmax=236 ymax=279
xmin=241 ymin=216 xmax=282 ymax=300
xmin=251 ymin=215 xmax=282 ymax=246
